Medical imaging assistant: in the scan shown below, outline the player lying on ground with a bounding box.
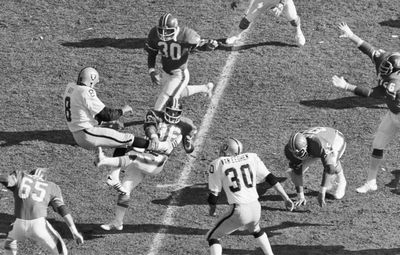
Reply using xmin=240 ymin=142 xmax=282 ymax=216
xmin=94 ymin=98 xmax=197 ymax=231
xmin=285 ymin=126 xmax=347 ymax=207
xmin=206 ymin=138 xmax=294 ymax=255
xmin=334 ymin=22 xmax=400 ymax=193
xmin=0 ymin=168 xmax=83 ymax=255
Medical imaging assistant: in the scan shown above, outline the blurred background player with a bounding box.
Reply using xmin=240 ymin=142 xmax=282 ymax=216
xmin=63 ymin=67 xmax=169 ymax=193
xmin=334 ymin=22 xmax=400 ymax=193
xmin=226 ymin=0 xmax=305 ymax=46
xmin=285 ymin=127 xmax=347 ymax=207
xmin=0 ymin=168 xmax=83 ymax=255
xmin=206 ymin=138 xmax=294 ymax=255
xmin=95 ymin=98 xmax=197 ymax=231
xmin=145 ymin=13 xmax=217 ymax=111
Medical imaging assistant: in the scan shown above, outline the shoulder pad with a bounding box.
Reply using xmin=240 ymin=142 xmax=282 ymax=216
xmin=180 ymin=27 xmax=200 ymax=45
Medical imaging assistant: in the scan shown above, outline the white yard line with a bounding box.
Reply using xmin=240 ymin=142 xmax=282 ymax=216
xmin=147 ymin=35 xmax=249 ymax=255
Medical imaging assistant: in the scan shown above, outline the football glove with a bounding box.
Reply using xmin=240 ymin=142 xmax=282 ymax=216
xmin=337 ymin=22 xmax=354 ymax=38
xmin=183 ymin=135 xmax=194 ymax=153
xmin=149 ymin=70 xmax=160 ymax=86
xmin=271 ymin=3 xmax=284 ymax=17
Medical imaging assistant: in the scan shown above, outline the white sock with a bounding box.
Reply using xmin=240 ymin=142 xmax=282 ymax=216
xmin=209 ymin=243 xmax=222 ymax=255
xmin=255 ymin=233 xmax=274 ymax=255
xmin=115 ymin=205 xmax=127 ymax=224
xmin=367 ymin=157 xmax=383 ymax=184
xmin=181 ymin=85 xmax=208 ymax=97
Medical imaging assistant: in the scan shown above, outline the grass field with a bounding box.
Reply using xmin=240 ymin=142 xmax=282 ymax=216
xmin=1 ymin=0 xmax=400 ymax=254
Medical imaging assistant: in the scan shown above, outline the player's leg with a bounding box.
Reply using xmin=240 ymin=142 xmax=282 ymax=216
xmin=357 ymin=111 xmax=397 ymax=193
xmin=281 ymin=0 xmax=305 ymax=46
xmin=154 ymin=70 xmax=187 ymax=111
xmin=4 ymin=219 xmax=27 ymax=255
xmin=106 ymin=147 xmax=129 ymax=195
xmin=206 ymin=205 xmax=241 ymax=255
xmin=330 ymin=131 xmax=347 ymax=199
xmin=31 ymin=218 xmax=67 ymax=255
xmin=333 ymin=163 xmax=347 ymax=199
xmin=72 ymin=127 xmax=135 ymax=150
xmin=101 ymin=166 xmax=145 ymax=231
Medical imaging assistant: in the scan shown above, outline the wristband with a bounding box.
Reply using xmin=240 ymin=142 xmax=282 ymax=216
xmin=148 ymin=68 xmax=156 ymax=74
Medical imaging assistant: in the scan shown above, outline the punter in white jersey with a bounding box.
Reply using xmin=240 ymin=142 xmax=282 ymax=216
xmin=206 ymin=138 xmax=294 ymax=255
xmin=63 ymin=67 xmax=169 ymax=191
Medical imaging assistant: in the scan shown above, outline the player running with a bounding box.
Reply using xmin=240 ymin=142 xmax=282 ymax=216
xmin=145 ymin=13 xmax=217 ymax=111
xmin=0 ymin=168 xmax=83 ymax=255
xmin=95 ymin=98 xmax=197 ymax=231
xmin=206 ymin=138 xmax=294 ymax=255
xmin=332 ymin=22 xmax=400 ymax=193
xmin=284 ymin=127 xmax=347 ymax=207
xmin=226 ymin=0 xmax=305 ymax=46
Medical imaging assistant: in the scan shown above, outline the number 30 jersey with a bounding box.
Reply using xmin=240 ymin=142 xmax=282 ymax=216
xmin=145 ymin=26 xmax=201 ymax=73
xmin=5 ymin=171 xmax=65 ymax=220
xmin=208 ymin=153 xmax=271 ymax=205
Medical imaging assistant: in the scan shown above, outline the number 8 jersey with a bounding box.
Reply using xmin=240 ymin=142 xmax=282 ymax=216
xmin=5 ymin=170 xmax=65 ymax=220
xmin=208 ymin=153 xmax=271 ymax=205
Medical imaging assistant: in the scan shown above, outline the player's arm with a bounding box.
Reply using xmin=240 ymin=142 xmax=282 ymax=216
xmin=332 ymin=75 xmax=386 ymax=99
xmin=207 ymin=162 xmax=221 ymax=216
xmin=0 ymin=171 xmax=18 ymax=190
xmin=144 ymin=28 xmax=160 ymax=86
xmin=264 ymin=173 xmax=294 ymax=211
xmin=95 ymin=107 xmax=124 ymax=123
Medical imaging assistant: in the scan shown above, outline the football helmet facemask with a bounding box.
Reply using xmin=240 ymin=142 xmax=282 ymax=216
xmin=379 ymin=52 xmax=400 ymax=77
xmin=77 ymin=67 xmax=99 ymax=88
xmin=219 ymin=138 xmax=243 ymax=157
xmin=288 ymin=132 xmax=308 ymax=160
xmin=164 ymin=97 xmax=182 ymax=124
xmin=157 ymin=13 xmax=179 ymax=41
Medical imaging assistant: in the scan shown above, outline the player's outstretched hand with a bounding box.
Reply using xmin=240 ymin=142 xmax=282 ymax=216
xmin=73 ymin=231 xmax=84 ymax=245
xmin=338 ymin=22 xmax=354 ymax=38
xmin=209 ymin=204 xmax=217 ymax=216
xmin=149 ymin=71 xmax=160 ymax=86
xmin=294 ymin=197 xmax=306 ymax=207
xmin=285 ymin=199 xmax=295 ymax=212
xmin=332 ymin=75 xmax=348 ymax=90
xmin=317 ymin=192 xmax=326 ymax=208
xmin=121 ymin=105 xmax=133 ymax=115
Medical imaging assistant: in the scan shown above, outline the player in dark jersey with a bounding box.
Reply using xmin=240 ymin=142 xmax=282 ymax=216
xmin=145 ymin=13 xmax=217 ymax=111
xmin=96 ymin=98 xmax=197 ymax=231
xmin=284 ymin=127 xmax=347 ymax=207
xmin=0 ymin=168 xmax=83 ymax=254
xmin=333 ymin=22 xmax=400 ymax=193
xmin=333 ymin=71 xmax=400 ymax=193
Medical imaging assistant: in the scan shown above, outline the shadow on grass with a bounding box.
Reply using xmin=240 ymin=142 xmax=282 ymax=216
xmin=224 ymin=245 xmax=400 ymax=255
xmin=215 ymin=38 xmax=297 ymax=51
xmin=300 ymin=96 xmax=386 ymax=110
xmin=61 ymin=37 xmax=146 ymax=49
xmin=0 ymin=130 xmax=76 ymax=147
xmin=379 ymin=18 xmax=400 ymax=28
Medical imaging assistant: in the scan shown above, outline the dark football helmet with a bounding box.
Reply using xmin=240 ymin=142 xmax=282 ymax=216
xmin=219 ymin=138 xmax=243 ymax=157
xmin=379 ymin=52 xmax=400 ymax=77
xmin=28 ymin=168 xmax=48 ymax=180
xmin=157 ymin=13 xmax=179 ymax=41
xmin=164 ymin=97 xmax=182 ymax=124
xmin=288 ymin=132 xmax=308 ymax=160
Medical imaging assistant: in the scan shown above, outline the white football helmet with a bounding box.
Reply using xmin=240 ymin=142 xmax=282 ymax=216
xmin=219 ymin=138 xmax=243 ymax=157
xmin=77 ymin=67 xmax=99 ymax=88
xmin=287 ymin=132 xmax=308 ymax=160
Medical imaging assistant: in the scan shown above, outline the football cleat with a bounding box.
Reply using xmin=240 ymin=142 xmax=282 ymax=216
xmin=100 ymin=220 xmax=123 ymax=231
xmin=295 ymin=28 xmax=306 ymax=47
xmin=225 ymin=34 xmax=241 ymax=45
xmin=356 ymin=182 xmax=377 ymax=193
xmin=183 ymin=135 xmax=194 ymax=153
xmin=206 ymin=82 xmax=214 ymax=98
xmin=106 ymin=176 xmax=127 ymax=196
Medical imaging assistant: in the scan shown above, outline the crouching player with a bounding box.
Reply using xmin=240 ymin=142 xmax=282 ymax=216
xmin=285 ymin=127 xmax=347 ymax=207
xmin=95 ymin=98 xmax=197 ymax=230
xmin=0 ymin=168 xmax=83 ymax=255
xmin=206 ymin=138 xmax=294 ymax=255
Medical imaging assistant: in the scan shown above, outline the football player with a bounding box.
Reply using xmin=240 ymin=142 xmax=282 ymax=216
xmin=284 ymin=127 xmax=347 ymax=207
xmin=337 ymin=22 xmax=400 ymax=81
xmin=333 ymin=73 xmax=400 ymax=193
xmin=95 ymin=98 xmax=197 ymax=231
xmin=0 ymin=168 xmax=84 ymax=255
xmin=226 ymin=0 xmax=305 ymax=46
xmin=145 ymin=13 xmax=217 ymax=111
xmin=206 ymin=138 xmax=294 ymax=255
xmin=334 ymin=22 xmax=400 ymax=193
xmin=63 ymin=67 xmax=170 ymax=192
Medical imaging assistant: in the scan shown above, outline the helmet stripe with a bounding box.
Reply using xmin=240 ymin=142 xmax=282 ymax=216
xmin=161 ymin=13 xmax=171 ymax=27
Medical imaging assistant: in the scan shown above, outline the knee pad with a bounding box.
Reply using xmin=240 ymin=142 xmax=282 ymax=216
xmin=239 ymin=17 xmax=251 ymax=30
xmin=290 ymin=16 xmax=300 ymax=27
xmin=372 ymin=149 xmax=384 ymax=159
xmin=117 ymin=194 xmax=130 ymax=208
xmin=4 ymin=239 xmax=17 ymax=253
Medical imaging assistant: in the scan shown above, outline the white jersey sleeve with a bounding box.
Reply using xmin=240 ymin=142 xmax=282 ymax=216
xmin=63 ymin=83 xmax=105 ymax=132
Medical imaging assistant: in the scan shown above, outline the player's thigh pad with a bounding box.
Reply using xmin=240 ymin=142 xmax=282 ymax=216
xmin=7 ymin=219 xmax=28 ymax=241
xmin=31 ymin=218 xmax=67 ymax=255
xmin=121 ymin=165 xmax=146 ymax=193
xmin=161 ymin=69 xmax=189 ymax=97
xmin=372 ymin=111 xmax=399 ymax=149
xmin=74 ymin=127 xmax=134 ymax=150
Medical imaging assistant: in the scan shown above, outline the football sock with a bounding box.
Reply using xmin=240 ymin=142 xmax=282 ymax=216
xmin=209 ymin=243 xmax=222 ymax=255
xmin=182 ymin=85 xmax=208 ymax=97
xmin=255 ymin=232 xmax=274 ymax=255
xmin=115 ymin=205 xmax=127 ymax=224
xmin=367 ymin=157 xmax=382 ymax=184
